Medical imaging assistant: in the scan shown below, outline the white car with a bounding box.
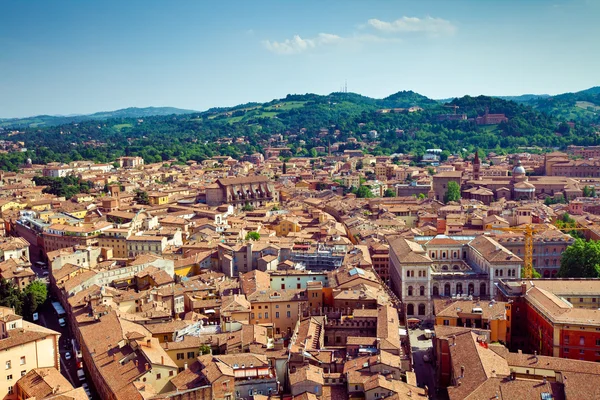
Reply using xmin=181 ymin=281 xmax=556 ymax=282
xmin=65 ymin=352 xmax=72 ymax=360
xmin=58 ymin=318 xmax=66 ymax=327
xmin=32 ymin=312 xmax=39 ymax=322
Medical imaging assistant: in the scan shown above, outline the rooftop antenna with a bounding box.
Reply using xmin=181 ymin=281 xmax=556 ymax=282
xmin=344 ymin=79 xmax=348 ymax=93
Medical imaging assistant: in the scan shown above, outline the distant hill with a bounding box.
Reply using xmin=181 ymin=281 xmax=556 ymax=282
xmin=0 ymin=106 xmax=197 ymax=128
xmin=526 ymin=86 xmax=600 ymax=124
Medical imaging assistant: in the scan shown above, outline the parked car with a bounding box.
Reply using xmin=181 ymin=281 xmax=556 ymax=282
xmin=42 ymin=271 xmax=49 ymax=277
xmin=58 ymin=318 xmax=66 ymax=327
xmin=32 ymin=312 xmax=39 ymax=322
xmin=65 ymin=352 xmax=71 ymax=360
xmin=77 ymin=369 xmax=86 ymax=382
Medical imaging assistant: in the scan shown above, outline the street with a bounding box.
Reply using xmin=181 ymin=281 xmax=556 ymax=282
xmin=408 ymin=327 xmax=446 ymax=400
xmin=30 ymin=260 xmax=98 ymax=399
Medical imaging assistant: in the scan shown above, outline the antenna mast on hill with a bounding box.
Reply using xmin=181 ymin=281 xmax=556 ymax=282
xmin=344 ymin=80 xmax=347 ymax=93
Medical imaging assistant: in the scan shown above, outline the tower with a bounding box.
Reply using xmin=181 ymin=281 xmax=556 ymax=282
xmin=473 ymin=150 xmax=481 ymax=181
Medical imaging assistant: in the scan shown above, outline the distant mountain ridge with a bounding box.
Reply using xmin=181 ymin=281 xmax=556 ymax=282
xmin=0 ymin=106 xmax=197 ymax=128
xmin=2 ymin=86 xmax=599 ymax=129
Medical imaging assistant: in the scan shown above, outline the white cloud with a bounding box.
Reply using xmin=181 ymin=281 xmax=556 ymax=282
xmin=262 ymin=15 xmax=453 ymax=55
xmin=263 ymin=33 xmax=342 ymax=55
xmin=367 ymin=16 xmax=456 ymax=36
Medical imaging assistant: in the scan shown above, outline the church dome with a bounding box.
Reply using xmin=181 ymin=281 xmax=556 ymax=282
xmin=513 ymin=160 xmax=526 ymax=176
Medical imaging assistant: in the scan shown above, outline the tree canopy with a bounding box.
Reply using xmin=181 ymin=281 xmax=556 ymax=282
xmin=245 ymin=231 xmax=260 ymax=241
xmin=558 ymin=239 xmax=600 ymax=278
xmin=444 ymin=181 xmax=461 ymax=203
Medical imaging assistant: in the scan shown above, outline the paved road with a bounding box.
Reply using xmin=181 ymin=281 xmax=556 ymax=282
xmin=409 ymin=327 xmax=445 ymax=399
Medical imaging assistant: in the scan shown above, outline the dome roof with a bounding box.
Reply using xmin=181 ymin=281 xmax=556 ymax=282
xmin=513 ymin=160 xmax=526 ymax=175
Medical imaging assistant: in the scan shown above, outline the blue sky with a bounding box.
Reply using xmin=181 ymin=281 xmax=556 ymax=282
xmin=1 ymin=0 xmax=598 ymax=117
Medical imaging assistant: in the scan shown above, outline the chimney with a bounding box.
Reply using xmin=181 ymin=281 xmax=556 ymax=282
xmin=460 ymin=365 xmax=465 ymax=378
xmin=145 ymin=362 xmax=150 ymax=371
xmin=451 ymin=335 xmax=456 ymax=346
xmin=113 ymin=353 xmax=117 ymax=362
xmin=147 ymin=339 xmax=151 ymax=348
xmin=161 ymin=356 xmax=164 ymax=365
xmin=184 ymin=362 xmax=188 ymax=370
xmin=521 ymin=282 xmax=527 ymax=295
xmin=134 ymin=360 xmax=139 ymax=367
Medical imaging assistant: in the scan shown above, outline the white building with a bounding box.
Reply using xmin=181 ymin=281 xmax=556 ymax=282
xmin=388 ymin=234 xmax=521 ymax=321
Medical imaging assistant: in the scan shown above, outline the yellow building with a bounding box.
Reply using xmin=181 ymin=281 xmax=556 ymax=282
xmin=271 ymin=217 xmax=301 ymax=237
xmin=433 ymin=299 xmax=511 ymax=345
xmin=0 ymin=200 xmax=26 ymax=213
xmin=342 ymin=175 xmax=361 ymax=188
xmin=148 ymin=192 xmax=169 ymax=205
xmin=0 ymin=307 xmax=61 ymax=400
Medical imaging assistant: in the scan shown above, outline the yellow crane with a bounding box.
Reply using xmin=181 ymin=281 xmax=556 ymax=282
xmin=443 ymin=104 xmax=460 ymax=115
xmin=485 ymin=224 xmax=588 ymax=279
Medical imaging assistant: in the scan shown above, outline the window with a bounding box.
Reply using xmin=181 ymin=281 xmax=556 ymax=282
xmin=258 ymin=313 xmax=262 ymax=319
xmin=287 ymin=311 xmax=291 ymax=318
xmin=187 ymin=352 xmax=195 ymax=359
xmin=7 ymin=386 xmax=13 ymax=395
xmin=20 ymin=370 xmax=25 ymax=377
xmin=408 ymin=286 xmax=413 ymax=296
xmin=169 ymin=371 xmax=174 ymax=377
xmin=565 ymin=336 xmax=570 ymax=344
xmin=564 ymin=348 xmax=569 ymax=353
xmin=5 ymin=361 xmax=10 ymax=370
xmin=580 ymin=336 xmax=585 ymax=346
xmin=596 ymin=339 xmax=600 ymax=346
xmin=265 ymin=312 xmax=269 ymax=318
xmin=443 ymin=320 xmax=450 ymax=326
xmin=7 ymin=374 xmax=12 ymax=381
xmin=580 ymin=349 xmax=585 ymax=355
xmin=580 ymin=298 xmax=584 ymax=303
xmin=276 ymin=312 xmax=280 ymax=318
xmin=163 ymin=335 xmax=168 ymax=341
xmin=251 ymin=313 xmax=255 ymax=319
xmin=19 ymin=357 xmax=25 ymax=365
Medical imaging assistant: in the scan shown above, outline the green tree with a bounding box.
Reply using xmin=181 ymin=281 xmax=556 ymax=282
xmin=356 ymin=185 xmax=374 ymax=198
xmin=134 ymin=189 xmax=150 ymax=205
xmin=443 ymin=181 xmax=461 ymax=203
xmin=245 ymin=231 xmax=260 ymax=241
xmin=24 ymin=281 xmax=48 ymax=306
xmin=521 ymin=267 xmax=541 ymax=279
xmin=583 ymin=185 xmax=596 ymax=198
xmin=384 ymin=188 xmax=396 ymax=198
xmin=418 ymin=193 xmax=427 ymax=200
xmin=199 ymin=344 xmax=211 ymax=355
xmin=241 ymin=202 xmax=254 ymax=212
xmin=356 ymin=160 xmax=364 ymax=170
xmin=557 ymin=239 xmax=600 ymax=278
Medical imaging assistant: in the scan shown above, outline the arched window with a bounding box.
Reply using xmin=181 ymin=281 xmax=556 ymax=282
xmin=408 ymin=286 xmax=413 ymax=296
xmin=418 ymin=303 xmax=426 ymax=315
xmin=453 ymin=265 xmax=460 ymax=270
xmin=444 ymin=283 xmax=451 ymax=296
xmin=442 ymin=252 xmax=446 ymax=259
xmin=442 ymin=265 xmax=449 ymax=271
xmin=433 ymin=286 xmax=439 ymax=296
xmin=456 ymin=283 xmax=463 ymax=294
xmin=453 ymin=251 xmax=458 ymax=258
xmin=480 ymin=283 xmax=486 ymax=296
xmin=468 ymin=283 xmax=474 ymax=295
xmin=407 ymin=270 xmax=411 ymax=278
xmin=406 ymin=303 xmax=414 ymax=315
xmin=420 ymin=286 xmax=425 ymax=296
xmin=543 ymin=270 xmax=550 ymax=277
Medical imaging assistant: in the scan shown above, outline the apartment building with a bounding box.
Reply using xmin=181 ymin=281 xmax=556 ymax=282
xmin=0 ymin=307 xmax=61 ymax=400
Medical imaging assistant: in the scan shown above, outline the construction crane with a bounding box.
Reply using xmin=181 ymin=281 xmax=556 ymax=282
xmin=443 ymin=104 xmax=460 ymax=115
xmin=485 ymin=224 xmax=588 ymax=279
